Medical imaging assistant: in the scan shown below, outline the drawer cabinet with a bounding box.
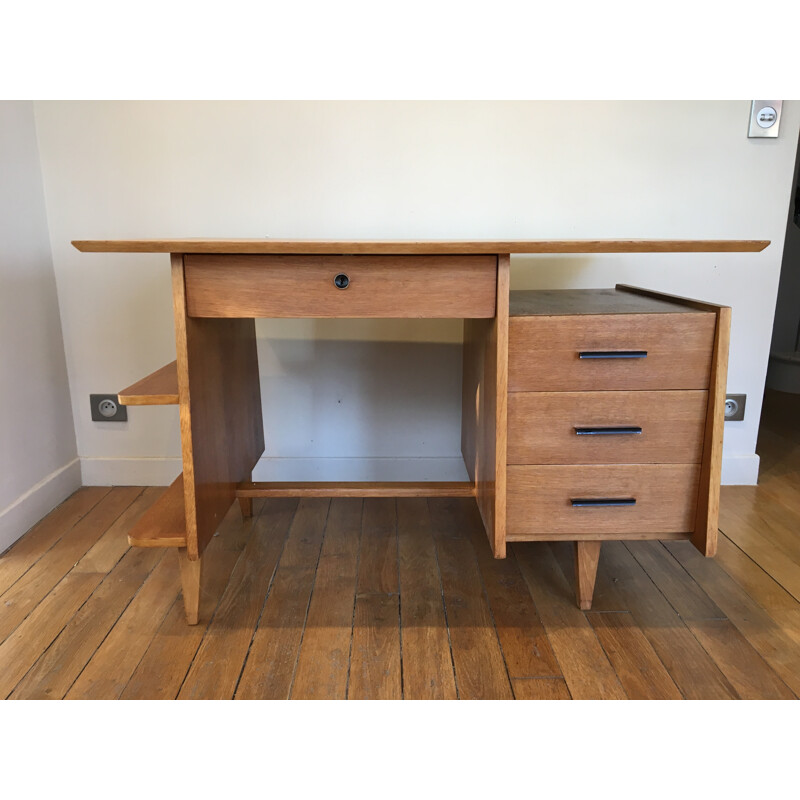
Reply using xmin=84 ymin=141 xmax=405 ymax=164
xmin=503 ymin=285 xmax=730 ymax=609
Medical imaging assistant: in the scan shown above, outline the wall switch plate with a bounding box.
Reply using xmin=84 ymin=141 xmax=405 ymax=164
xmin=748 ymin=101 xmax=782 ymax=138
xmin=90 ymin=394 xmax=127 ymax=422
xmin=724 ymin=394 xmax=746 ymax=421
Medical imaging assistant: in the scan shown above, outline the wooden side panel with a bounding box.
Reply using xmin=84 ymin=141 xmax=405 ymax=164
xmin=461 ymin=255 xmax=508 ymax=557
xmin=693 ymin=306 xmax=731 ymax=556
xmin=616 ymin=285 xmax=731 ymax=557
xmin=172 ymin=254 xmax=265 ymax=559
xmin=184 ymin=254 xmax=497 ymax=319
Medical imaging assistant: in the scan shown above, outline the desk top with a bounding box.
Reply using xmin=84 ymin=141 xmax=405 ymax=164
xmin=71 ymin=238 xmax=770 ymax=255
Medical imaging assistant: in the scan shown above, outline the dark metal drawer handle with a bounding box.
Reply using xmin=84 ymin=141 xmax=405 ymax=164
xmin=578 ymin=350 xmax=647 ymax=359
xmin=571 ymin=498 xmax=637 ymax=507
xmin=574 ymin=426 xmax=643 ymax=436
xmin=333 ymin=273 xmax=350 ymax=289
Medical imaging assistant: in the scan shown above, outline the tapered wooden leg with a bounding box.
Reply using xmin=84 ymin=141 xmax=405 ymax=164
xmin=178 ymin=547 xmax=202 ymax=625
xmin=575 ymin=541 xmax=602 ymax=610
xmin=238 ymin=496 xmax=253 ymax=519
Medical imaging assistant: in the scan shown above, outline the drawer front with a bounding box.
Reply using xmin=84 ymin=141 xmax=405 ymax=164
xmin=506 ymin=464 xmax=700 ymax=536
xmin=184 ymin=254 xmax=497 ymax=318
xmin=508 ymin=313 xmax=716 ymax=391
xmin=507 ymin=390 xmax=707 ymax=465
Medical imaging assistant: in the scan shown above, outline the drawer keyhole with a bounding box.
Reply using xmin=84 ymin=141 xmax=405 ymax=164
xmin=333 ymin=273 xmax=350 ymax=290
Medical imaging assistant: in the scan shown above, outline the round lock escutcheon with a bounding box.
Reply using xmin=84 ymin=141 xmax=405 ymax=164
xmin=333 ymin=273 xmax=350 ymax=290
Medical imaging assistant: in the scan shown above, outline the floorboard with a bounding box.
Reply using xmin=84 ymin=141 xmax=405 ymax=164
xmin=1 ymin=392 xmax=799 ymax=700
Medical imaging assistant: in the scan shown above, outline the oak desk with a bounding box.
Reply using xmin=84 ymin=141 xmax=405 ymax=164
xmin=73 ymin=239 xmax=769 ymax=622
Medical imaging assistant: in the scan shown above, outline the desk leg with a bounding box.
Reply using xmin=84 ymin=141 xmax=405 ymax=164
xmin=238 ymin=471 xmax=253 ymax=519
xmin=178 ymin=547 xmax=202 ymax=625
xmin=575 ymin=541 xmax=602 ymax=610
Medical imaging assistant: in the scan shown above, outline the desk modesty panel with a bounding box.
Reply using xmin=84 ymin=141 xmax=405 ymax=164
xmin=73 ymin=239 xmax=768 ymax=622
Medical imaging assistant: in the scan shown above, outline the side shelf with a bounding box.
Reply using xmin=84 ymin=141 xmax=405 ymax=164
xmin=128 ymin=474 xmax=188 ymax=548
xmin=118 ymin=361 xmax=179 ymax=405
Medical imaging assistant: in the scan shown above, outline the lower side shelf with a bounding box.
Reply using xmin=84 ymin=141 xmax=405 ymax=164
xmin=127 ymin=474 xmax=188 ymax=548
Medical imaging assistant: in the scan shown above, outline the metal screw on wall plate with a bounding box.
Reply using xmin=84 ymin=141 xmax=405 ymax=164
xmin=90 ymin=394 xmax=128 ymax=422
xmin=724 ymin=394 xmax=746 ymax=421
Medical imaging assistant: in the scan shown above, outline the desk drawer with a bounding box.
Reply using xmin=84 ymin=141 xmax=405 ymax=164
xmin=506 ymin=464 xmax=700 ymax=536
xmin=507 ymin=390 xmax=707 ymax=465
xmin=508 ymin=312 xmax=716 ymax=391
xmin=184 ymin=254 xmax=497 ymax=318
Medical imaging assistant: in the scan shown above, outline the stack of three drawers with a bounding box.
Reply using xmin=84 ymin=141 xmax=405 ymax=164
xmin=504 ymin=285 xmax=728 ymax=608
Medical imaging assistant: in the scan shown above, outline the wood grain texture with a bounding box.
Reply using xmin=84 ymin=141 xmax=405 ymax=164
xmin=177 ymin=547 xmax=201 ymax=625
xmin=507 ymin=390 xmax=707 ymax=465
xmin=507 ymin=464 xmax=700 ymax=536
xmin=0 ymin=487 xmax=109 ymax=593
xmin=616 ymin=284 xmax=731 ymax=557
xmin=181 ymin=498 xmax=298 ymax=700
xmin=467 ymin=512 xmax=562 ymax=679
xmin=172 ymin=254 xmax=265 ymax=560
xmin=665 ymin=539 xmax=800 ymax=696
xmin=117 ymin=361 xmax=179 ymax=405
xmin=348 ymin=498 xmax=402 ymax=699
xmin=428 ymin=498 xmax=513 ymax=699
xmin=509 ymin=311 xmax=716 ymax=393
xmin=588 ymin=540 xmax=738 ymax=699
xmin=231 ymin=499 xmax=330 ymax=700
xmin=9 ymin=548 xmax=164 ymax=699
xmin=575 ymin=541 xmax=602 ymax=610
xmin=586 ymin=612 xmax=683 ymax=699
xmin=72 ymin=238 xmax=771 ymax=254
xmin=291 ymin=499 xmax=362 ymax=700
xmin=7 ymin=490 xmax=162 ymax=699
xmin=127 ymin=474 xmax=187 ymax=548
xmin=510 ymin=287 xmax=708 ymax=317
xmin=0 ymin=487 xmax=142 ymax=644
xmin=65 ymin=552 xmax=179 ymax=699
xmin=461 ymin=255 xmax=508 ymax=558
xmin=396 ymin=498 xmax=458 ymax=699
xmin=514 ymin=542 xmax=626 ymax=699
xmin=184 ymin=254 xmax=497 ymax=319
xmin=512 ymin=677 xmax=571 ymax=699
xmin=693 ymin=305 xmax=730 ymax=557
xmin=236 ymin=481 xmax=474 ymax=498
xmin=121 ymin=502 xmax=256 ymax=700
xmin=349 ymin=593 xmax=402 ymax=700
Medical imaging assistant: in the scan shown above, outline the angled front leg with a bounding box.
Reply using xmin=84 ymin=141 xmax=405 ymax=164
xmin=178 ymin=547 xmax=202 ymax=625
xmin=575 ymin=541 xmax=602 ymax=610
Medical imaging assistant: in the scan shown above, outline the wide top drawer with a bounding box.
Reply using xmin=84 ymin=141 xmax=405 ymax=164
xmin=183 ymin=254 xmax=497 ymax=319
xmin=509 ymin=312 xmax=716 ymax=391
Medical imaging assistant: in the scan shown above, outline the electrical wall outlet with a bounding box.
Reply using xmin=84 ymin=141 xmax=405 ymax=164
xmin=748 ymin=101 xmax=782 ymax=138
xmin=90 ymin=394 xmax=127 ymax=422
xmin=724 ymin=394 xmax=746 ymax=421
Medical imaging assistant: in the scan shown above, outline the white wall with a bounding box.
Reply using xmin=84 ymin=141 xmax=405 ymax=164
xmin=32 ymin=101 xmax=800 ymax=487
xmin=0 ymin=102 xmax=80 ymax=553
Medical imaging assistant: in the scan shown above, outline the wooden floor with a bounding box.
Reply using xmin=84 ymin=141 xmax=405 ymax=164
xmin=2 ymin=391 xmax=799 ymax=700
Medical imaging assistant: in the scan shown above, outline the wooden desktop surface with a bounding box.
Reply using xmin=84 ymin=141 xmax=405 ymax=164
xmin=72 ymin=238 xmax=770 ymax=254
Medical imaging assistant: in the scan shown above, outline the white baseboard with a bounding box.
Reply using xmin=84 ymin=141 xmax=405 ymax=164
xmin=721 ymin=454 xmax=760 ymax=486
xmin=79 ymin=456 xmax=471 ymax=486
xmin=0 ymin=459 xmax=82 ymax=554
xmin=80 ymin=457 xmax=183 ymax=486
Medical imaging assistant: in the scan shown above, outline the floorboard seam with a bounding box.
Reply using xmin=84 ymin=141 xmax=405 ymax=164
xmin=231 ymin=498 xmax=300 ymax=699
